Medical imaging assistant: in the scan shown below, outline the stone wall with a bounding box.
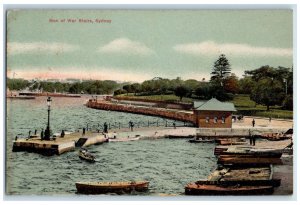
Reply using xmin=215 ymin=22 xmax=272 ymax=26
xmin=86 ymin=100 xmax=195 ymax=123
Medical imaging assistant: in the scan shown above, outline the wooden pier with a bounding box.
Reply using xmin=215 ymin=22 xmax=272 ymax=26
xmin=12 ymin=131 xmax=108 ymax=156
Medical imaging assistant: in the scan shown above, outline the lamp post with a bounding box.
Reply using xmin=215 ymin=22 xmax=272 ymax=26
xmin=283 ymin=78 xmax=288 ymax=95
xmin=45 ymin=97 xmax=52 ymax=140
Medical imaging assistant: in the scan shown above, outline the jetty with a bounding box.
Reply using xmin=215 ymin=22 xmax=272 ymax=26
xmin=86 ymin=99 xmax=195 ymax=123
xmin=12 ymin=131 xmax=107 ymax=156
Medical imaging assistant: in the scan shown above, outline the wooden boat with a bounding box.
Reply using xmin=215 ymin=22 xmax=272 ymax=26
xmin=78 ymin=148 xmax=95 ymax=163
xmin=75 ymin=181 xmax=149 ymax=194
xmin=188 ymin=138 xmax=214 ymax=143
xmin=261 ymin=129 xmax=293 ymax=141
xmin=185 ymin=183 xmax=274 ymax=195
xmin=215 ymin=146 xmax=283 ymax=158
xmin=108 ymin=137 xmax=140 ymax=142
xmin=217 ymin=156 xmax=283 ymax=165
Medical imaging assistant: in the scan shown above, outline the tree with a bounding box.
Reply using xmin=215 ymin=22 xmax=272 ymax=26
xmin=282 ymin=95 xmax=293 ymax=110
xmin=174 ymin=85 xmax=189 ymax=101
xmin=238 ymin=76 xmax=255 ymax=94
xmin=122 ymin=84 xmax=132 ymax=95
xmin=223 ymin=74 xmax=239 ymax=94
xmin=250 ymin=78 xmax=285 ymax=111
xmin=210 ymin=54 xmax=231 ymax=82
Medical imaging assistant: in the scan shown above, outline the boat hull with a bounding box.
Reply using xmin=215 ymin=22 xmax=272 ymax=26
xmin=185 ymin=183 xmax=274 ymax=195
xmin=188 ymin=139 xmax=214 ymax=143
xmin=75 ymin=181 xmax=149 ymax=194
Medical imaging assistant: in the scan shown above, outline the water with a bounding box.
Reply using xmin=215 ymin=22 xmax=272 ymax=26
xmin=6 ymin=96 xmax=217 ymax=196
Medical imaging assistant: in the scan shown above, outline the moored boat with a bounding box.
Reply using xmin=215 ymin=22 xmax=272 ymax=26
xmin=185 ymin=183 xmax=274 ymax=195
xmin=75 ymin=181 xmax=149 ymax=194
xmin=188 ymin=137 xmax=214 ymax=143
xmin=78 ymin=148 xmax=95 ymax=163
xmin=108 ymin=137 xmax=140 ymax=142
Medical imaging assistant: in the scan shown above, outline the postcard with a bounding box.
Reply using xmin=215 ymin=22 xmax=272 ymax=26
xmin=6 ymin=9 xmax=293 ymax=197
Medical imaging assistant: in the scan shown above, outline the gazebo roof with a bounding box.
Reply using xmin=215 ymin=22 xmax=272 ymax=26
xmin=194 ymin=98 xmax=236 ymax=112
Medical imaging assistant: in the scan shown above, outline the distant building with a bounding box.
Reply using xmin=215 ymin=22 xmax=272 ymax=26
xmin=193 ymin=98 xmax=237 ymax=128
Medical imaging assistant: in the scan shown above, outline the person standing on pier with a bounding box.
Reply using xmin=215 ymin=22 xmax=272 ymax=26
xmin=28 ymin=131 xmax=31 ymax=139
xmin=252 ymin=135 xmax=256 ymax=146
xmin=103 ymin=122 xmax=108 ymax=133
xmin=34 ymin=129 xmax=37 ymax=135
xmin=61 ymin=130 xmax=65 ymax=138
xmin=252 ymin=119 xmax=255 ymax=127
xmin=173 ymin=121 xmax=176 ymax=129
xmin=41 ymin=129 xmax=44 ymax=140
xmin=129 ymin=121 xmax=134 ymax=131
xmin=83 ymin=128 xmax=86 ymax=135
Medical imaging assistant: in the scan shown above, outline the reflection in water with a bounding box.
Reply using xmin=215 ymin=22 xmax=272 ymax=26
xmin=6 ymin=97 xmax=216 ymax=195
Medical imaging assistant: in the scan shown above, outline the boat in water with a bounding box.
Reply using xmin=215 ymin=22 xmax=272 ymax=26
xmin=78 ymin=148 xmax=95 ymax=163
xmin=75 ymin=181 xmax=149 ymax=194
xmin=108 ymin=137 xmax=140 ymax=142
xmin=188 ymin=137 xmax=214 ymax=143
xmin=185 ymin=183 xmax=274 ymax=195
xmin=185 ymin=165 xmax=279 ymax=195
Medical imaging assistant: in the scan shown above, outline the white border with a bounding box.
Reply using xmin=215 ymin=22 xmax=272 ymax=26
xmin=1 ymin=1 xmax=299 ymax=205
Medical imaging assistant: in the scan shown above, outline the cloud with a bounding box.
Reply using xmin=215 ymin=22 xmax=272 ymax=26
xmin=173 ymin=41 xmax=292 ymax=57
xmin=98 ymin=38 xmax=154 ymax=55
xmin=7 ymin=66 xmax=153 ymax=83
xmin=7 ymin=42 xmax=79 ymax=55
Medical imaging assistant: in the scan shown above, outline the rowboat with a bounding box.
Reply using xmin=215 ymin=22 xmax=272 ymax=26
xmin=75 ymin=181 xmax=149 ymax=194
xmin=217 ymin=156 xmax=282 ymax=165
xmin=78 ymin=148 xmax=95 ymax=163
xmin=108 ymin=137 xmax=140 ymax=142
xmin=185 ymin=183 xmax=274 ymax=195
xmin=188 ymin=138 xmax=214 ymax=143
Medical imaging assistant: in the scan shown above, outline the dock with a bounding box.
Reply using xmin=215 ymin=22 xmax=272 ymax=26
xmin=12 ymin=131 xmax=107 ymax=156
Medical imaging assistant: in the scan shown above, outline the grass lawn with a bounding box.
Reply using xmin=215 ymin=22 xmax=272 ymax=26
xmin=230 ymin=94 xmax=293 ymax=119
xmin=116 ymin=93 xmax=293 ymax=119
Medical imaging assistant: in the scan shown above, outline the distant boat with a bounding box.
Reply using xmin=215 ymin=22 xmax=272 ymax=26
xmin=19 ymin=92 xmax=81 ymax=98
xmin=78 ymin=148 xmax=95 ymax=163
xmin=75 ymin=181 xmax=149 ymax=194
xmin=188 ymin=137 xmax=214 ymax=143
xmin=108 ymin=137 xmax=140 ymax=142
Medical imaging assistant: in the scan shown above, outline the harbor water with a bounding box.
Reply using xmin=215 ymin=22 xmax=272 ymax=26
xmin=6 ymin=96 xmax=217 ymax=196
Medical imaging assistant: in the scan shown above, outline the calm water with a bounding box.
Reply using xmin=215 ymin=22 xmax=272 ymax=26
xmin=6 ymin=96 xmax=217 ymax=196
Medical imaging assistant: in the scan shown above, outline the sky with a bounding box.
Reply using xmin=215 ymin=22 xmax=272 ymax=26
xmin=6 ymin=10 xmax=293 ymax=82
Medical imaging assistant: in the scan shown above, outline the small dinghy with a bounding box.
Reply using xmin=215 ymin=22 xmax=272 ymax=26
xmin=78 ymin=148 xmax=95 ymax=163
xmin=185 ymin=183 xmax=274 ymax=195
xmin=108 ymin=137 xmax=140 ymax=142
xmin=188 ymin=137 xmax=214 ymax=143
xmin=75 ymin=181 xmax=149 ymax=194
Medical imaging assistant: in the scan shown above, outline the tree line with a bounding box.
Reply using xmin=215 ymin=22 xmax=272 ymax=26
xmin=7 ymin=54 xmax=293 ymax=111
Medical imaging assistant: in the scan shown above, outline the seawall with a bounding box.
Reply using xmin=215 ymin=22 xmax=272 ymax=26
xmin=86 ymin=100 xmax=195 ymax=124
